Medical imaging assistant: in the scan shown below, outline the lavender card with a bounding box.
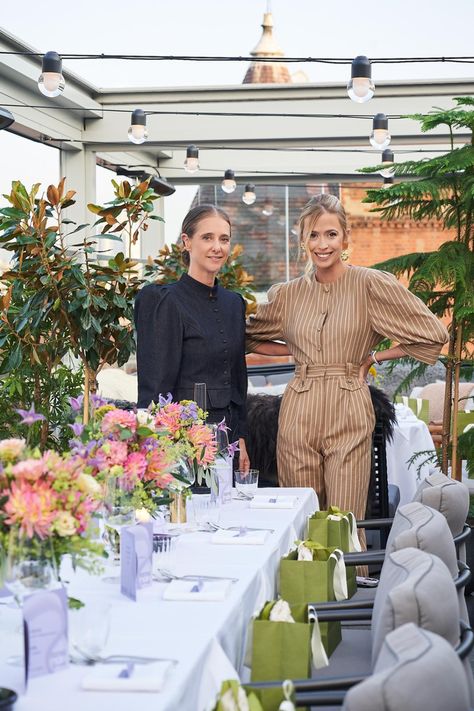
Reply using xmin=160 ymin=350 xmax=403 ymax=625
xmin=120 ymin=522 xmax=153 ymax=601
xmin=22 ymin=587 xmax=69 ymax=678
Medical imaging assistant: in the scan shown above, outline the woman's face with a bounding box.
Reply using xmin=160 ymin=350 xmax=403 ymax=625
xmin=304 ymin=211 xmax=348 ymax=274
xmin=183 ymin=215 xmax=231 ymax=277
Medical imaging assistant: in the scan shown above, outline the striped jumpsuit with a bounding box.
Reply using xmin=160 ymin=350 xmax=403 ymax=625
xmin=246 ymin=266 xmax=448 ymax=526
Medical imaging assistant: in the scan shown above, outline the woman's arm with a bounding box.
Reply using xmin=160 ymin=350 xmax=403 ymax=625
xmin=359 ymin=345 xmax=405 ymax=383
xmin=251 ymin=341 xmax=291 ymax=356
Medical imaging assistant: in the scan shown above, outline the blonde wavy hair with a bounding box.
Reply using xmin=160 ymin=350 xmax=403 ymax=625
xmin=298 ymin=194 xmax=349 ymax=280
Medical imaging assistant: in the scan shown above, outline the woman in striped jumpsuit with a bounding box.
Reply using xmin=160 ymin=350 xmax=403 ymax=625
xmin=246 ymin=194 xmax=448 ymax=537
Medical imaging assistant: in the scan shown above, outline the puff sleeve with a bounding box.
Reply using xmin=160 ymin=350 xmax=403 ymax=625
xmin=245 ymin=283 xmax=287 ymax=352
xmin=134 ymin=284 xmax=184 ymax=407
xmin=367 ymin=269 xmax=448 ymax=364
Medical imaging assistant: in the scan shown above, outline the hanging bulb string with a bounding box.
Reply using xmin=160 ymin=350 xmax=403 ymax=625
xmin=1 ymin=50 xmax=474 ymax=64
xmin=0 ymin=103 xmax=410 ymax=119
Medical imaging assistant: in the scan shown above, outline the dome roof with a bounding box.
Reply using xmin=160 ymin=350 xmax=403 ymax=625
xmin=243 ymin=12 xmax=292 ymax=85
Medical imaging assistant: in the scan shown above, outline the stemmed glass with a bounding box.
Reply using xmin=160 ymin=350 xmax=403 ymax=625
xmin=102 ymin=475 xmax=136 ymax=581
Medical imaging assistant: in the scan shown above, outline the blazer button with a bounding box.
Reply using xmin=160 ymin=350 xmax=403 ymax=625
xmin=224 ymin=370 xmax=228 ymax=375
xmin=219 ymin=329 xmax=224 ymax=334
xmin=222 ymin=339 xmax=228 ymax=344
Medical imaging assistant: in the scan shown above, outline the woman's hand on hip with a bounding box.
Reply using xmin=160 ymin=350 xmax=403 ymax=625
xmin=358 ymin=356 xmax=374 ymax=384
xmin=238 ymin=438 xmax=250 ymax=473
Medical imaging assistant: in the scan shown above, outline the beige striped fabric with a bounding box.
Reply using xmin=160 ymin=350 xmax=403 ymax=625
xmin=246 ymin=266 xmax=448 ymax=532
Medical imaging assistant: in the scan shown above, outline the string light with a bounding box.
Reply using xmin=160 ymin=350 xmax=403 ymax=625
xmin=242 ymin=184 xmax=256 ymax=205
xmin=347 ymin=56 xmax=374 ymax=103
xmin=221 ymin=169 xmax=236 ymax=193
xmin=184 ymin=145 xmax=199 ymax=173
xmin=262 ymin=198 xmax=274 ymax=216
xmin=37 ymin=51 xmax=65 ymax=97
xmin=128 ymin=109 xmax=148 ymax=144
xmin=380 ymin=148 xmax=395 ymax=177
xmin=370 ymin=113 xmax=391 ymax=149
xmin=0 ymin=107 xmax=14 ymax=130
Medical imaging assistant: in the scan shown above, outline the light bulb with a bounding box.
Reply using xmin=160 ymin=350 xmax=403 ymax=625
xmin=221 ymin=169 xmax=236 ymax=194
xmin=347 ymin=56 xmax=374 ymax=103
xmin=128 ymin=109 xmax=148 ymax=144
xmin=184 ymin=145 xmax=199 ymax=173
xmin=262 ymin=200 xmax=273 ymax=217
xmin=380 ymin=148 xmax=395 ymax=178
xmin=38 ymin=51 xmax=65 ymax=97
xmin=370 ymin=113 xmax=390 ymax=149
xmin=242 ymin=184 xmax=256 ymax=205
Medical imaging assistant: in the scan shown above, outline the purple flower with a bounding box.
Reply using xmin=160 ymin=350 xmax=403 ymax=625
xmin=91 ymin=393 xmax=108 ymax=409
xmin=217 ymin=418 xmax=230 ymax=433
xmin=187 ymin=402 xmax=199 ymax=420
xmin=158 ymin=392 xmax=173 ymax=406
xmin=69 ymin=422 xmax=85 ymax=437
xmin=15 ymin=406 xmax=46 ymax=426
xmin=69 ymin=395 xmax=84 ymax=412
xmin=227 ymin=440 xmax=240 ymax=458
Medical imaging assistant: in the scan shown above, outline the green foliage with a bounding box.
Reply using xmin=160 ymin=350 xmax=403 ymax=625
xmin=145 ymin=242 xmax=257 ymax=315
xmin=359 ymin=96 xmax=474 ymax=471
xmin=0 ymin=177 xmax=163 ymax=447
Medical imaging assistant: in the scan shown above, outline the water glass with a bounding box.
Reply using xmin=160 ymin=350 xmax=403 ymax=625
xmin=191 ymin=495 xmax=220 ymax=527
xmin=4 ymin=529 xmax=59 ymax=602
xmin=152 ymin=534 xmax=175 ymax=578
xmin=69 ymin=598 xmax=110 ymax=659
xmin=234 ymin=469 xmax=259 ymax=499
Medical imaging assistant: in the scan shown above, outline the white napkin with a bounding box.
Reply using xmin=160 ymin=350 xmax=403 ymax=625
xmin=249 ymin=495 xmax=296 ymax=509
xmin=162 ymin=579 xmax=232 ymax=601
xmin=211 ymin=529 xmax=268 ymax=545
xmin=81 ymin=661 xmax=172 ymax=692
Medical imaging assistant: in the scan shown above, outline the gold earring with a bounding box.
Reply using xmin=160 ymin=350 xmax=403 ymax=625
xmin=341 ymin=249 xmax=349 ymax=262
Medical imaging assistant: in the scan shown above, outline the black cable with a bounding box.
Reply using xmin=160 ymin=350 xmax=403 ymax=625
xmin=1 ymin=51 xmax=474 ymax=64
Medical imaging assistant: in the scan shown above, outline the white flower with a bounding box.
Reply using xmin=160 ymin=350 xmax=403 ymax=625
xmin=136 ymin=409 xmax=155 ymax=429
xmin=0 ymin=437 xmax=26 ymax=462
xmin=55 ymin=511 xmax=77 ymax=537
xmin=269 ymin=599 xmax=295 ymax=623
xmin=77 ymin=473 xmax=102 ymax=497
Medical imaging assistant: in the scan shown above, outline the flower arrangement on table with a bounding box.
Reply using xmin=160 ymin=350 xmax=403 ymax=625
xmin=0 ymin=435 xmax=105 ymax=580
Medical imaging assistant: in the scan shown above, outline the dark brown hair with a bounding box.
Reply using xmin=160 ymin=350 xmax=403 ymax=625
xmin=181 ymin=204 xmax=231 ymax=267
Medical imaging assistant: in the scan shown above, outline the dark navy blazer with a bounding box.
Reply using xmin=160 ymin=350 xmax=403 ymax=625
xmin=134 ymin=273 xmax=248 ymax=438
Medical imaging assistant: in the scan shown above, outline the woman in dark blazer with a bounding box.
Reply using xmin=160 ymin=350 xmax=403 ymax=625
xmin=134 ymin=204 xmax=250 ymax=470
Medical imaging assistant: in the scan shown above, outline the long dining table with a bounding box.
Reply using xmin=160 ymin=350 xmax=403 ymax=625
xmin=13 ymin=487 xmax=318 ymax=711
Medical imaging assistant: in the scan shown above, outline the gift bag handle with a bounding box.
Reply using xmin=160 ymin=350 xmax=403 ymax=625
xmin=329 ymin=549 xmax=348 ymax=601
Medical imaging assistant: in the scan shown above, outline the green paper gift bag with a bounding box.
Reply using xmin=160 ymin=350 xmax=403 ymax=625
xmin=307 ymin=508 xmax=359 ymax=597
xmin=395 ymin=395 xmax=430 ymax=424
xmin=279 ymin=545 xmax=349 ymax=605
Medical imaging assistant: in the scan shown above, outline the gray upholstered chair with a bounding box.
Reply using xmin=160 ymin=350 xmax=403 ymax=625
xmin=247 ymin=549 xmax=474 ymax=706
xmin=341 ymin=624 xmax=471 ymax=711
xmin=347 ymin=502 xmax=470 ymax=620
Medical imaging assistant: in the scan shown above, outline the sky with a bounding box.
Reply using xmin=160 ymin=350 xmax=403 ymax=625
xmin=0 ymin=0 xmax=473 ymax=245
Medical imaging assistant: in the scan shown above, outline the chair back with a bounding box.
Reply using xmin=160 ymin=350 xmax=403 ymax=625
xmin=413 ymin=472 xmax=469 ymax=537
xmin=371 ymin=548 xmax=460 ymax=667
xmin=344 ymin=623 xmax=470 ymax=711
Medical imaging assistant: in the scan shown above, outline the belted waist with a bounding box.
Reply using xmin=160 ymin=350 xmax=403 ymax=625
xmin=294 ymin=363 xmax=358 ymax=379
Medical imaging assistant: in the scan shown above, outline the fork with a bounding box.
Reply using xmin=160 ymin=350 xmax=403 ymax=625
xmin=72 ymin=645 xmax=178 ymax=666
xmin=154 ymin=569 xmax=239 ymax=583
xmin=206 ymin=522 xmax=275 ymax=534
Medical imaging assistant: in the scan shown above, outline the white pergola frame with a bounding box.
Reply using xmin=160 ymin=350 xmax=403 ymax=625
xmin=1 ymin=27 xmax=473 ymax=256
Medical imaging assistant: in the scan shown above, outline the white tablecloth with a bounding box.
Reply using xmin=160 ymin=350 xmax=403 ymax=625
xmin=14 ymin=487 xmax=317 ymax=711
xmin=386 ymin=404 xmax=437 ymax=506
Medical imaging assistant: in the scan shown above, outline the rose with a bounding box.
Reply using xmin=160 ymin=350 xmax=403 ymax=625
xmin=54 ymin=511 xmax=77 ymax=537
xmin=0 ymin=438 xmax=26 ymax=462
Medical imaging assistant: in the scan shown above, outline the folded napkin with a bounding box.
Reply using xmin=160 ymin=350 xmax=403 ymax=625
xmin=81 ymin=661 xmax=172 ymax=692
xmin=162 ymin=579 xmax=231 ymax=601
xmin=394 ymin=404 xmax=419 ymax=423
xmin=249 ymin=495 xmax=296 ymax=509
xmin=211 ymin=529 xmax=268 ymax=545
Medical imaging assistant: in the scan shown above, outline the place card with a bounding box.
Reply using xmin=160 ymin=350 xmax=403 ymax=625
xmin=22 ymin=587 xmax=69 ymax=678
xmin=120 ymin=521 xmax=153 ymax=601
